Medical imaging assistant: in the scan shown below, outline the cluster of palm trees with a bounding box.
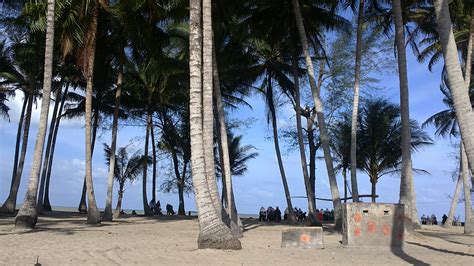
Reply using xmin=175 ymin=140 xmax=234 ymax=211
xmin=0 ymin=0 xmax=473 ymax=249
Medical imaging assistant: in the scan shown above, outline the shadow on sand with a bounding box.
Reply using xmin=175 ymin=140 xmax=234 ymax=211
xmin=406 ymin=241 xmax=474 ymax=257
xmin=0 ymin=210 xmax=196 ymax=236
xmin=390 ymin=206 xmax=429 ymax=266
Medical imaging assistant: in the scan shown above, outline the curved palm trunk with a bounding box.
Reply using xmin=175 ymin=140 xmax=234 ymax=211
xmin=142 ymin=108 xmax=153 ymax=216
xmin=445 ymin=173 xmax=462 ymax=227
xmin=78 ymin=109 xmax=99 ymax=213
xmin=113 ymin=186 xmax=124 ymax=219
xmin=350 ymin=0 xmax=365 ymax=203
xmin=212 ymin=44 xmax=242 ymax=234
xmin=203 ymin=34 xmax=222 ymax=219
xmin=2 ymin=93 xmax=33 ymax=213
xmin=103 ymin=58 xmax=123 ymax=221
xmin=171 ymin=149 xmax=185 ymax=215
xmin=461 ymin=144 xmax=473 ymax=234
xmin=292 ymin=55 xmax=318 ymax=225
xmin=292 ymin=0 xmax=342 ymax=231
xmin=84 ymin=4 xmax=101 ymax=224
xmin=189 ymin=0 xmax=241 ymax=249
xmin=434 ymin=1 xmax=474 ymax=173
xmin=8 ymin=94 xmax=28 ymax=192
xmin=267 ymin=78 xmax=296 ymax=223
xmin=43 ymin=85 xmax=69 ymax=211
xmin=393 ymin=0 xmax=420 ymax=230
xmin=37 ymin=86 xmax=62 ymax=213
xmin=14 ymin=0 xmax=55 ymax=229
xmin=150 ymin=118 xmax=157 ymax=204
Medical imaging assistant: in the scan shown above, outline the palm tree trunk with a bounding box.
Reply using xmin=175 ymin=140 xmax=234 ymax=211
xmin=14 ymin=0 xmax=55 ymax=229
xmin=212 ymin=41 xmax=234 ymax=223
xmin=267 ymin=77 xmax=296 ymax=223
xmin=343 ymin=169 xmax=348 ymax=203
xmin=460 ymin=144 xmax=473 ymax=234
xmin=371 ymin=179 xmax=376 ymax=203
xmin=84 ymin=3 xmax=101 ymax=225
xmin=9 ymin=94 xmax=28 ymax=192
xmin=2 ymin=93 xmax=33 ymax=213
xmin=434 ymin=0 xmax=474 ymax=173
xmin=113 ymin=188 xmax=124 ymax=219
xmin=445 ymin=174 xmax=462 ymax=227
xmin=37 ymin=85 xmax=62 ymax=213
xmin=43 ymin=85 xmax=69 ymax=211
xmin=292 ymin=0 xmax=342 ymax=230
xmin=212 ymin=45 xmax=242 ymax=234
xmin=350 ymin=0 xmax=364 ymax=203
xmin=202 ymin=29 xmax=222 ymax=218
xmin=307 ymin=113 xmax=317 ymax=197
xmin=393 ymin=0 xmax=420 ymax=230
xmin=150 ymin=117 xmax=157 ymax=204
xmin=103 ymin=54 xmax=123 ymax=221
xmin=78 ymin=109 xmax=99 ymax=213
xmin=178 ymin=180 xmax=186 ymax=215
xmin=142 ymin=108 xmax=153 ymax=216
xmin=292 ymin=54 xmax=318 ymax=225
xmin=171 ymin=149 xmax=185 ymax=215
xmin=189 ymin=0 xmax=241 ymax=249
xmin=463 ymin=8 xmax=473 ymax=89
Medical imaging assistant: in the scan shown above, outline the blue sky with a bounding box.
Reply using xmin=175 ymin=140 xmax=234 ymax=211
xmin=0 ymin=39 xmax=469 ymax=222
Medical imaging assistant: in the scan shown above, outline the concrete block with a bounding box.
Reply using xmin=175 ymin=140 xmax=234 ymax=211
xmin=281 ymin=227 xmax=324 ymax=249
xmin=342 ymin=203 xmax=404 ymax=247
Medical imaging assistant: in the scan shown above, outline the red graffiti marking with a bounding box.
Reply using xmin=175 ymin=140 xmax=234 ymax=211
xmin=300 ymin=234 xmax=311 ymax=243
xmin=354 ymin=213 xmax=362 ymax=223
xmin=354 ymin=227 xmax=361 ymax=237
xmin=367 ymin=221 xmax=376 ymax=233
xmin=383 ymin=224 xmax=390 ymax=236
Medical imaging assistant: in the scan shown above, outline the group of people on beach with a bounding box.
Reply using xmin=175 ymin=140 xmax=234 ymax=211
xmin=258 ymin=206 xmax=335 ymax=223
xmin=259 ymin=206 xmax=282 ymax=222
xmin=147 ymin=200 xmax=176 ymax=215
xmin=421 ymin=214 xmax=450 ymax=226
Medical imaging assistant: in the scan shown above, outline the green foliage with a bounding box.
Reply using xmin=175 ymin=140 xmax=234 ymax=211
xmin=103 ymin=143 xmax=151 ymax=190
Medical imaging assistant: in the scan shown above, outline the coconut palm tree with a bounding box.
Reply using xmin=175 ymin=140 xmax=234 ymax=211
xmin=0 ymin=36 xmax=43 ymax=214
xmin=102 ymin=143 xmax=150 ymax=219
xmin=434 ymin=0 xmax=474 ymax=173
xmin=391 ymin=0 xmax=421 ymax=230
xmin=80 ymin=0 xmax=101 ymax=224
xmin=357 ymin=99 xmax=433 ymax=203
xmin=292 ymin=0 xmax=343 ymax=230
xmin=423 ymin=72 xmax=474 ymax=232
xmin=216 ymin=133 xmax=258 ymax=178
xmin=189 ymin=0 xmax=241 ymax=249
xmin=14 ymin=0 xmax=55 ymax=229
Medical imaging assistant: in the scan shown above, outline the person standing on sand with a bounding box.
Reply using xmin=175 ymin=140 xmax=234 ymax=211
xmin=259 ymin=207 xmax=266 ymax=221
xmin=442 ymin=214 xmax=448 ymax=225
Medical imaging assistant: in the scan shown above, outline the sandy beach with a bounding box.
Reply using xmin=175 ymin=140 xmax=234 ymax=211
xmin=0 ymin=211 xmax=472 ymax=265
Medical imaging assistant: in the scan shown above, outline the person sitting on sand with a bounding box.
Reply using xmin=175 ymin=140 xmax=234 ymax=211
xmin=274 ymin=206 xmax=281 ymax=223
xmin=154 ymin=200 xmax=163 ymax=215
xmin=421 ymin=214 xmax=427 ymax=225
xmin=132 ymin=210 xmax=137 ymax=215
xmin=259 ymin=207 xmax=266 ymax=221
xmin=149 ymin=199 xmax=156 ymax=213
xmin=166 ymin=204 xmax=176 ymax=215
